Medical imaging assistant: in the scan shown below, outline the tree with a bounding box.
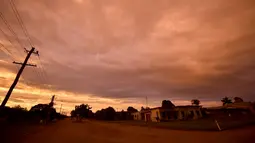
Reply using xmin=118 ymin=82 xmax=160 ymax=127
xmin=30 ymin=103 xmax=57 ymax=122
xmin=73 ymin=104 xmax=92 ymax=118
xmin=13 ymin=105 xmax=27 ymax=111
xmin=127 ymin=106 xmax=138 ymax=113
xmin=191 ymin=99 xmax=201 ymax=106
xmin=3 ymin=105 xmax=29 ymax=122
xmin=95 ymin=110 xmax=103 ymax=120
xmin=161 ymin=100 xmax=175 ymax=109
xmin=141 ymin=106 xmax=145 ymax=111
xmin=104 ymin=107 xmax=116 ymax=120
xmin=70 ymin=110 xmax=76 ymax=118
xmin=221 ymin=97 xmax=232 ymax=106
xmin=115 ymin=110 xmax=128 ymax=120
xmin=95 ymin=107 xmax=116 ymax=120
xmin=234 ymin=97 xmax=244 ymax=103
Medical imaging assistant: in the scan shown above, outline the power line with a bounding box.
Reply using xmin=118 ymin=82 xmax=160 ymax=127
xmin=0 ymin=43 xmax=29 ymax=87
xmin=0 ymin=12 xmax=24 ymax=49
xmin=0 ymin=1 xmax=50 ymax=94
xmin=0 ymin=42 xmax=16 ymax=61
xmin=37 ymin=56 xmax=51 ymax=85
xmin=0 ymin=26 xmax=24 ymax=57
xmin=9 ymin=0 xmax=33 ymax=47
xmin=8 ymin=0 xmax=51 ymax=89
xmin=0 ymin=11 xmax=27 ymax=75
xmin=0 ymin=11 xmax=45 ymax=85
xmin=31 ymin=65 xmax=46 ymax=85
xmin=31 ymin=56 xmax=53 ymax=92
xmin=23 ymin=50 xmax=46 ymax=85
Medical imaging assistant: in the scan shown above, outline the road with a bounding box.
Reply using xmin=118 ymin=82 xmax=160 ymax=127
xmin=2 ymin=119 xmax=255 ymax=143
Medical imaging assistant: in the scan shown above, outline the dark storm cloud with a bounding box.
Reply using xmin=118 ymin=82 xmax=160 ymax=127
xmin=1 ymin=0 xmax=255 ymax=106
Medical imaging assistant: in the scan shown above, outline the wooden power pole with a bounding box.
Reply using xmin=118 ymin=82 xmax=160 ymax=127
xmin=146 ymin=96 xmax=148 ymax=108
xmin=1 ymin=47 xmax=38 ymax=108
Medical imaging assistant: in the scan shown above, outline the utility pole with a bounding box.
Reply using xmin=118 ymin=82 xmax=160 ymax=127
xmin=146 ymin=96 xmax=148 ymax=108
xmin=49 ymin=95 xmax=55 ymax=107
xmin=1 ymin=47 xmax=38 ymax=108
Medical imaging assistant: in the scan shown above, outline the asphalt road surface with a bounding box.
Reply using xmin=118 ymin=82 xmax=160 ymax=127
xmin=2 ymin=119 xmax=255 ymax=143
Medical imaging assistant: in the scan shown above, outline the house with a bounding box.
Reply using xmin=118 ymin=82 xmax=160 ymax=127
xmin=153 ymin=106 xmax=203 ymax=121
xmin=175 ymin=106 xmax=203 ymax=120
xmin=132 ymin=111 xmax=141 ymax=120
xmin=205 ymin=102 xmax=255 ymax=117
xmin=143 ymin=109 xmax=152 ymax=122
xmin=132 ymin=105 xmax=203 ymax=122
xmin=132 ymin=108 xmax=150 ymax=121
xmin=149 ymin=107 xmax=175 ymax=122
xmin=225 ymin=102 xmax=255 ymax=114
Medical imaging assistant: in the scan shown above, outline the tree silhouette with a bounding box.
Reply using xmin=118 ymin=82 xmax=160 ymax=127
xmin=71 ymin=110 xmax=76 ymax=118
xmin=127 ymin=106 xmax=138 ymax=113
xmin=95 ymin=107 xmax=116 ymax=120
xmin=161 ymin=100 xmax=175 ymax=109
xmin=71 ymin=104 xmax=92 ymax=118
xmin=115 ymin=110 xmax=128 ymax=120
xmin=191 ymin=99 xmax=201 ymax=106
xmin=234 ymin=97 xmax=244 ymax=103
xmin=104 ymin=107 xmax=116 ymax=120
xmin=221 ymin=97 xmax=232 ymax=106
xmin=13 ymin=105 xmax=27 ymax=111
xmin=30 ymin=104 xmax=56 ymax=123
xmin=1 ymin=105 xmax=29 ymax=122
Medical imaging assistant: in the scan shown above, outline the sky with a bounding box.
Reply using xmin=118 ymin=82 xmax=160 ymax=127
xmin=0 ymin=0 xmax=255 ymax=114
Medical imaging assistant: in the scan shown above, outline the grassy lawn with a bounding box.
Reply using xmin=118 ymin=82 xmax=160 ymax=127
xmin=109 ymin=116 xmax=255 ymax=131
xmin=111 ymin=119 xmax=218 ymax=131
xmin=216 ymin=116 xmax=255 ymax=130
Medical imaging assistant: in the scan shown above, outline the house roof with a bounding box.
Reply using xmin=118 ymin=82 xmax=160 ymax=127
xmin=150 ymin=107 xmax=162 ymax=110
xmin=148 ymin=106 xmax=201 ymax=111
xmin=175 ymin=105 xmax=201 ymax=108
xmin=132 ymin=105 xmax=202 ymax=114
xmin=206 ymin=102 xmax=254 ymax=110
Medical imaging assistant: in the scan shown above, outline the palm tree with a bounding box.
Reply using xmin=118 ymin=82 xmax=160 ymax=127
xmin=221 ymin=97 xmax=232 ymax=106
xmin=234 ymin=97 xmax=244 ymax=103
xmin=191 ymin=99 xmax=201 ymax=106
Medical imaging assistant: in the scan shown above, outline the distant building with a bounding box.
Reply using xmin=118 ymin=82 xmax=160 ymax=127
xmin=133 ymin=111 xmax=141 ymax=120
xmin=132 ymin=105 xmax=203 ymax=122
xmin=206 ymin=102 xmax=255 ymax=117
xmin=225 ymin=102 xmax=255 ymax=114
xmin=175 ymin=106 xmax=203 ymax=120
